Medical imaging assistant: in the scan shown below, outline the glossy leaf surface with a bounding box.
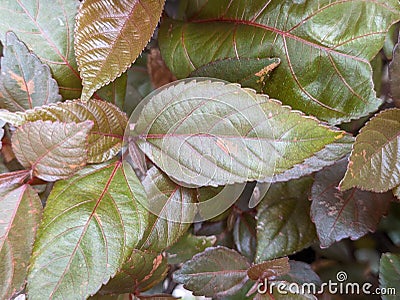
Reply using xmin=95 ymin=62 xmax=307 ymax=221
xmin=340 ymin=109 xmax=400 ymax=192
xmin=0 ymin=32 xmax=61 ymax=112
xmin=27 ymin=160 xmax=148 ymax=299
xmin=379 ymin=253 xmax=400 ymax=300
xmin=173 ymin=246 xmax=250 ymax=298
xmin=75 ymin=0 xmax=165 ymax=100
xmin=137 ymin=167 xmax=197 ymax=252
xmin=271 ymin=134 xmax=353 ymax=183
xmin=133 ymin=80 xmax=342 ymax=187
xmin=2 ymin=99 xmax=127 ymax=163
xmin=190 ymin=57 xmax=280 ymax=93
xmin=247 ymin=257 xmax=290 ymax=281
xmin=312 ymin=160 xmax=393 ymax=248
xmin=0 ymin=0 xmax=82 ymax=99
xmin=0 ymin=184 xmax=42 ymax=300
xmin=12 ymin=120 xmax=93 ymax=181
xmin=167 ymin=232 xmax=216 ymax=264
xmin=256 ymin=177 xmax=317 ymax=262
xmin=159 ymin=0 xmax=400 ymax=124
xmin=233 ymin=212 xmax=256 ymax=262
xmin=97 ymin=250 xmax=168 ymax=295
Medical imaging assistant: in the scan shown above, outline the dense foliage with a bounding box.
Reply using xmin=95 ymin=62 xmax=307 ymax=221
xmin=0 ymin=0 xmax=400 ymax=299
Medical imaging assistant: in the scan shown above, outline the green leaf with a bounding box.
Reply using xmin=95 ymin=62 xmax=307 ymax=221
xmin=124 ymin=56 xmax=154 ymax=115
xmin=159 ymin=0 xmax=400 ymax=124
xmin=12 ymin=120 xmax=93 ymax=181
xmin=0 ymin=184 xmax=42 ymax=300
xmin=311 ymin=160 xmax=393 ymax=248
xmin=340 ymin=108 xmax=400 ymax=192
xmin=173 ymin=246 xmax=250 ymax=298
xmin=0 ymin=0 xmax=82 ymax=99
xmin=137 ymin=167 xmax=197 ymax=252
xmin=0 ymin=32 xmax=61 ymax=112
xmin=272 ymin=134 xmax=353 ymax=183
xmin=75 ymin=0 xmax=165 ymax=101
xmin=256 ymin=177 xmax=317 ymax=262
xmin=1 ymin=99 xmax=128 ymax=163
xmin=379 ymin=253 xmax=400 ymax=300
xmin=190 ymin=57 xmax=280 ymax=92
xmin=167 ymin=232 xmax=216 ymax=264
xmin=97 ymin=250 xmax=168 ymax=295
xmin=132 ymin=80 xmax=343 ymax=187
xmin=27 ymin=160 xmax=149 ymax=299
xmin=233 ymin=212 xmax=256 ymax=262
xmin=96 ymin=72 xmax=128 ymax=110
xmin=247 ymin=257 xmax=290 ymax=281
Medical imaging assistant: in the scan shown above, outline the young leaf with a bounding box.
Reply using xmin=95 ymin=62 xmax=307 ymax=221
xmin=132 ymin=80 xmax=343 ymax=187
xmin=233 ymin=212 xmax=256 ymax=262
xmin=27 ymin=160 xmax=149 ymax=299
xmin=0 ymin=184 xmax=42 ymax=300
xmin=137 ymin=167 xmax=197 ymax=252
xmin=255 ymin=177 xmax=317 ymax=262
xmin=75 ymin=0 xmax=166 ymax=101
xmin=190 ymin=57 xmax=280 ymax=92
xmin=159 ymin=0 xmax=400 ymax=124
xmin=0 ymin=0 xmax=82 ymax=99
xmin=0 ymin=32 xmax=61 ymax=112
xmin=271 ymin=134 xmax=354 ymax=183
xmin=2 ymin=99 xmax=127 ymax=163
xmin=167 ymin=232 xmax=216 ymax=264
xmin=340 ymin=109 xmax=400 ymax=192
xmin=173 ymin=246 xmax=250 ymax=298
xmin=12 ymin=120 xmax=93 ymax=181
xmin=247 ymin=257 xmax=290 ymax=281
xmin=97 ymin=250 xmax=168 ymax=295
xmin=311 ymin=160 xmax=393 ymax=248
xmin=379 ymin=253 xmax=400 ymax=300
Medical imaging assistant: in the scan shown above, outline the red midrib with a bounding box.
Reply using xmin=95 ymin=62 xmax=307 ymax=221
xmin=48 ymin=161 xmax=121 ymax=298
xmin=16 ymin=0 xmax=81 ymax=80
xmin=190 ymin=18 xmax=368 ymax=63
